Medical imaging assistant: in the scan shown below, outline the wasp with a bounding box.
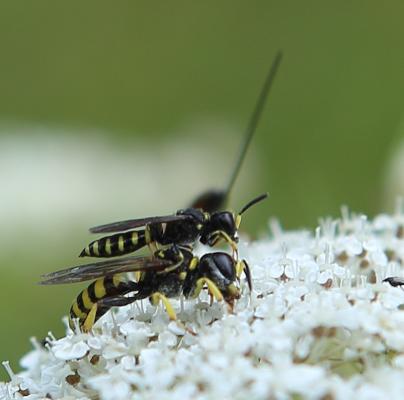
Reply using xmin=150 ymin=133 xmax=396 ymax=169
xmin=40 ymin=245 xmax=251 ymax=332
xmin=189 ymin=50 xmax=282 ymax=213
xmin=80 ymin=193 xmax=268 ymax=259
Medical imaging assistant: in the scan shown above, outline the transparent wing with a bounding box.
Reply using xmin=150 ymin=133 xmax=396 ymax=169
xmin=39 ymin=256 xmax=172 ymax=285
xmin=89 ymin=214 xmax=190 ymax=234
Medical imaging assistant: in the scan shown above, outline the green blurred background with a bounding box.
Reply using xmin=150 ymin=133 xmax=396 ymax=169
xmin=1 ymin=1 xmax=404 ymax=379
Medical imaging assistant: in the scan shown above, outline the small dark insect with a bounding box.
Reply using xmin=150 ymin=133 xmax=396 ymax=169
xmin=40 ymin=246 xmax=251 ymax=332
xmin=190 ymin=50 xmax=282 ymax=213
xmin=383 ymin=277 xmax=404 ymax=287
xmin=80 ymin=193 xmax=268 ymax=259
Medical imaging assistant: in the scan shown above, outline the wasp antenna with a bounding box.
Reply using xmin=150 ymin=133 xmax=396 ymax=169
xmin=224 ymin=50 xmax=283 ymax=201
xmin=243 ymin=260 xmax=253 ymax=292
xmin=239 ymin=193 xmax=268 ymax=215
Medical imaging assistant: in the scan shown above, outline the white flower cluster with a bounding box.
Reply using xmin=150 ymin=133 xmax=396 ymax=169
xmin=2 ymin=205 xmax=404 ymax=400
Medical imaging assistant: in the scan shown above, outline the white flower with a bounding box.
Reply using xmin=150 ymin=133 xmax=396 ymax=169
xmin=52 ymin=336 xmax=90 ymax=361
xmin=3 ymin=208 xmax=404 ymax=399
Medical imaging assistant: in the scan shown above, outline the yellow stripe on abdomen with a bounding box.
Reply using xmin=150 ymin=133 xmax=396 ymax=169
xmin=81 ymin=289 xmax=94 ymax=310
xmin=105 ymin=238 xmax=112 ymax=255
xmin=71 ymin=302 xmax=87 ymax=319
xmin=94 ymin=279 xmax=107 ymax=299
xmin=92 ymin=241 xmax=100 ymax=256
xmin=118 ymin=236 xmax=125 ymax=252
xmin=131 ymin=231 xmax=138 ymax=245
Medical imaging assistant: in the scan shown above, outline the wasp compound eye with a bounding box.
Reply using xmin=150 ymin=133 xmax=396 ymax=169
xmin=213 ymin=253 xmax=237 ymax=282
xmin=211 ymin=212 xmax=237 ymax=237
xmin=199 ymin=252 xmax=237 ymax=286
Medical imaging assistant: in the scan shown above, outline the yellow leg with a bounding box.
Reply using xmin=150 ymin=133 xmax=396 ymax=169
xmin=236 ymin=261 xmax=244 ymax=278
xmin=212 ymin=230 xmax=238 ymax=258
xmin=158 ymin=250 xmax=184 ymax=274
xmin=194 ymin=277 xmax=223 ymax=302
xmin=83 ymin=304 xmax=98 ymax=333
xmin=151 ymin=292 xmax=177 ymax=320
xmin=148 ymin=241 xmax=159 ymax=254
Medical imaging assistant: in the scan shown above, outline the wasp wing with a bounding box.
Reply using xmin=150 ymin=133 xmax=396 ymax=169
xmin=89 ymin=214 xmax=191 ymax=234
xmin=39 ymin=256 xmax=172 ymax=285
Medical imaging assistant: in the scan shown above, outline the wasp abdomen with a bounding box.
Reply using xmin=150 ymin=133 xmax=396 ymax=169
xmin=80 ymin=230 xmax=146 ymax=258
xmin=69 ymin=274 xmax=136 ymax=329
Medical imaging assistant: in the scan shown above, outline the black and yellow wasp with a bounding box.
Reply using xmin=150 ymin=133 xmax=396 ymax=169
xmin=80 ymin=193 xmax=268 ymax=259
xmin=80 ymin=51 xmax=282 ymax=260
xmin=40 ymin=52 xmax=282 ymax=332
xmin=40 ymin=246 xmax=251 ymax=332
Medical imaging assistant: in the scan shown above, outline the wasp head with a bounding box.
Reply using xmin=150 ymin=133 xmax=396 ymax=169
xmin=200 ymin=211 xmax=238 ymax=248
xmin=199 ymin=252 xmax=241 ymax=302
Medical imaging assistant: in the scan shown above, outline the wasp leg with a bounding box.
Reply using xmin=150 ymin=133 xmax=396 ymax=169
xmin=150 ymin=292 xmax=177 ymax=320
xmin=148 ymin=241 xmax=159 ymax=255
xmin=70 ymin=279 xmax=140 ymax=332
xmin=81 ymin=292 xmax=147 ymax=332
xmin=82 ymin=304 xmax=98 ymax=332
xmin=236 ymin=259 xmax=252 ymax=292
xmin=154 ymin=244 xmax=185 ymax=274
xmin=236 ymin=260 xmax=244 ymax=277
xmin=243 ymin=260 xmax=252 ymax=292
xmin=210 ymin=230 xmax=239 ymax=258
xmin=145 ymin=225 xmax=160 ymax=255
xmin=193 ymin=277 xmax=224 ymax=302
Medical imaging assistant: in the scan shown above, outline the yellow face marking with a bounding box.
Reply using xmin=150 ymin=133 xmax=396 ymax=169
xmin=72 ymin=302 xmax=87 ymax=319
xmin=92 ymin=241 xmax=100 ymax=256
xmin=118 ymin=236 xmax=125 ymax=252
xmin=81 ymin=289 xmax=94 ymax=310
xmin=179 ymin=272 xmax=187 ymax=280
xmin=94 ymin=279 xmax=107 ymax=299
xmin=189 ymin=257 xmax=199 ymax=271
xmin=105 ymin=238 xmax=112 ymax=255
xmin=83 ymin=304 xmax=98 ymax=332
xmin=131 ymin=231 xmax=138 ymax=245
